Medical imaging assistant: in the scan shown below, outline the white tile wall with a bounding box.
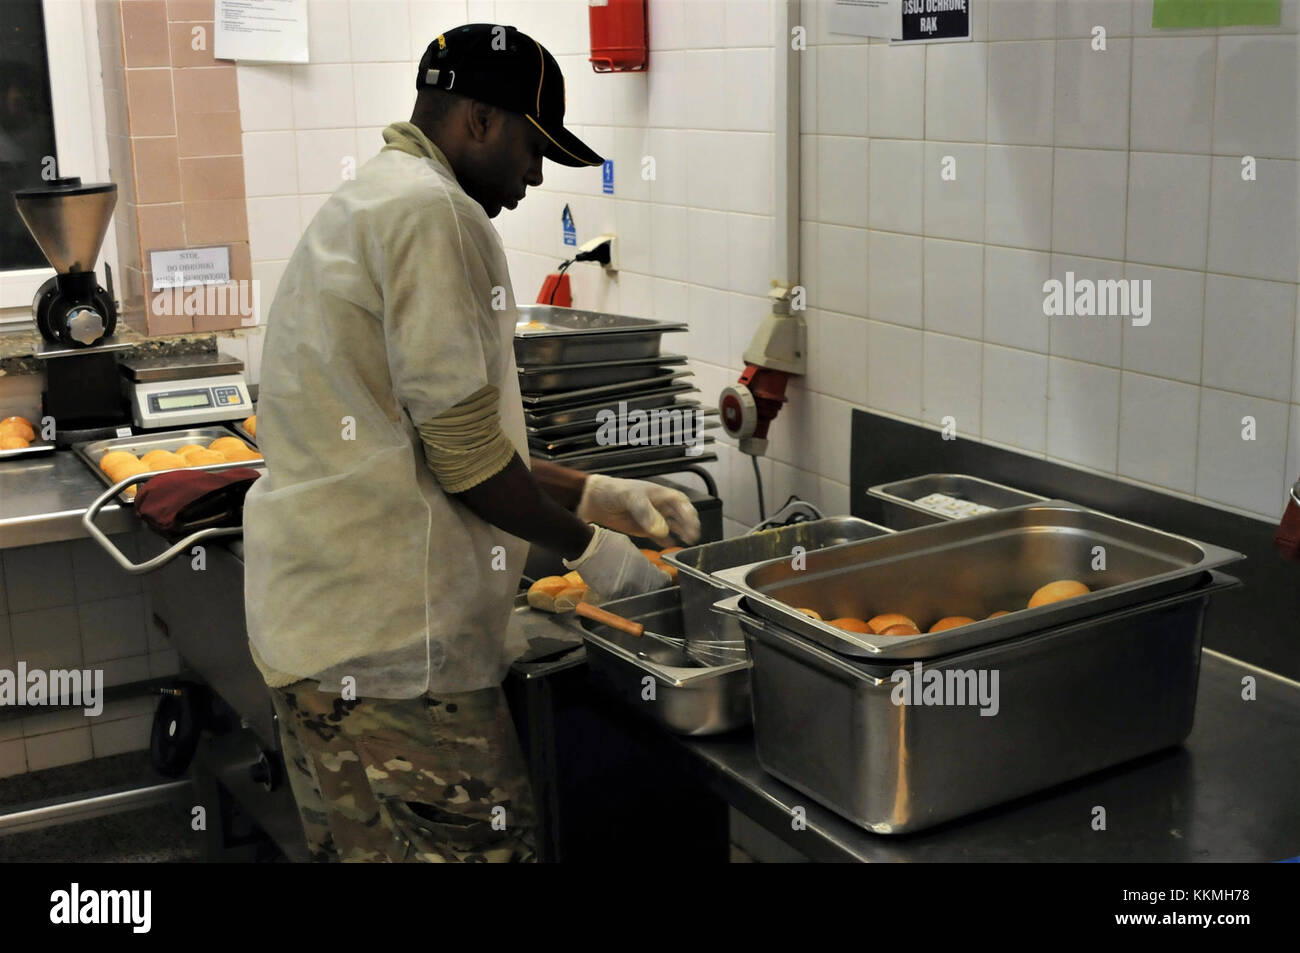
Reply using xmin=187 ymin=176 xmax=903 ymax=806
xmin=228 ymin=0 xmax=1300 ymax=538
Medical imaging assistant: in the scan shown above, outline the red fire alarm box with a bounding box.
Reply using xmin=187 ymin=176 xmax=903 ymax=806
xmin=589 ymin=0 xmax=648 ymax=72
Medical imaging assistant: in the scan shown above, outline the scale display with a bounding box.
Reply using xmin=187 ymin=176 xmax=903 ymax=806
xmin=155 ymin=391 xmax=213 ymax=411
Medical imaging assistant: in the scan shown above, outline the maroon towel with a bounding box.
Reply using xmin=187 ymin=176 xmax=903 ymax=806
xmin=134 ymin=468 xmax=261 ymax=541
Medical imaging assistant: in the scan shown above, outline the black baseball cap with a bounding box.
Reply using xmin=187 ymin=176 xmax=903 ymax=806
xmin=417 ymin=24 xmax=604 ymax=169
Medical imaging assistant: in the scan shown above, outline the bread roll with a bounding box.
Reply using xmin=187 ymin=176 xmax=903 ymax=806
xmin=868 ymin=613 xmax=917 ymax=635
xmin=563 ymin=570 xmax=584 ymax=587
xmin=0 ymin=416 xmax=35 ymax=441
xmin=795 ymin=607 xmax=823 ymax=620
xmin=829 ymin=617 xmax=872 ymax=633
xmin=99 ymin=450 xmax=138 ymax=472
xmin=880 ymin=623 xmax=921 ymax=636
xmin=0 ymin=435 xmax=29 ymax=449
xmin=527 ymin=576 xmax=569 ymax=612
xmin=553 ymin=585 xmax=589 ymax=612
xmin=243 ymin=415 xmax=257 ymax=437
xmin=1028 ymin=580 xmax=1090 ymax=609
xmin=928 ymin=616 xmax=975 ymax=633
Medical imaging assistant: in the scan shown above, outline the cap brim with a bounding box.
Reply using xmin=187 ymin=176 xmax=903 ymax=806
xmin=526 ymin=115 xmax=603 ymax=168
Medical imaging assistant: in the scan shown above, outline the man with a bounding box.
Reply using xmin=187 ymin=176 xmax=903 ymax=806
xmin=243 ymin=24 xmax=700 ymax=863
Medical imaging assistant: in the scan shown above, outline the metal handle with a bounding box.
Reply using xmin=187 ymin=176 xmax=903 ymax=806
xmin=81 ymin=471 xmax=243 ymax=575
xmin=1291 ymin=477 xmax=1300 ymax=508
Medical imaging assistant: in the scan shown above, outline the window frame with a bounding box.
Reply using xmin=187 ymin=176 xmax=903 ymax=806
xmin=0 ymin=0 xmax=115 ymax=317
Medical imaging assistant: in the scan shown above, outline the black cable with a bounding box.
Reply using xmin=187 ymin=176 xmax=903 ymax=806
xmin=751 ymin=454 xmax=765 ymax=522
xmin=548 ymin=259 xmax=574 ymax=305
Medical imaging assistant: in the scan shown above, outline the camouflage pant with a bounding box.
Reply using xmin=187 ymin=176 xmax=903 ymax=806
xmin=270 ymin=680 xmax=538 ymax=863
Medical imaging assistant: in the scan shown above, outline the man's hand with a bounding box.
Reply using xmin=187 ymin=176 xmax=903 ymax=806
xmin=576 ymin=474 xmax=701 ymax=547
xmin=563 ymin=525 xmax=673 ymax=599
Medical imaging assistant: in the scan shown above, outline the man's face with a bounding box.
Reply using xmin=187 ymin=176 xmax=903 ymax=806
xmin=460 ymin=107 xmax=547 ymax=218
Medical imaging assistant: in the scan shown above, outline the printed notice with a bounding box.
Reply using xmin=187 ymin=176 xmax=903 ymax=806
xmin=214 ymin=0 xmax=309 ymax=63
xmin=893 ymin=0 xmax=971 ymax=44
xmin=150 ymin=247 xmax=232 ymax=290
xmin=829 ymin=0 xmax=902 ymax=39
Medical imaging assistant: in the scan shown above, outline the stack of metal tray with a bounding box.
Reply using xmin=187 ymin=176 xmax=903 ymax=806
xmin=517 ymin=305 xmax=719 ymax=474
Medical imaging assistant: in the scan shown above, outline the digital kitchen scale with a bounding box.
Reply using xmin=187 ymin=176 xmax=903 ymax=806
xmin=120 ymin=353 xmax=252 ymax=429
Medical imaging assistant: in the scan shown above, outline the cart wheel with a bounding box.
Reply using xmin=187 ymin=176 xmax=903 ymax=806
xmin=150 ymin=684 xmax=207 ymax=777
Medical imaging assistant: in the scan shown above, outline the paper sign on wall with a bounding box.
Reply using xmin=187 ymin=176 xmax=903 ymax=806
xmin=829 ymin=0 xmax=902 ymax=39
xmin=214 ymin=0 xmax=309 ymax=64
xmin=150 ymin=246 xmax=231 ymax=290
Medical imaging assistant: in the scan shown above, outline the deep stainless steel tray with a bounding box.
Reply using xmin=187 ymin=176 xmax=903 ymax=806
xmin=518 ymin=355 xmax=687 ymax=394
xmin=711 ymin=501 xmax=1245 ymax=660
xmin=578 ymin=588 xmax=751 ymax=736
xmin=524 ymin=384 xmax=697 ymax=429
xmin=520 ymin=371 xmax=693 ymax=407
xmin=717 ymin=570 xmax=1240 ymax=834
xmin=663 ymin=517 xmax=894 ymax=642
xmin=868 ymin=473 xmax=1048 ymax=529
xmin=515 ymin=305 xmax=686 ymax=365
xmin=75 ymin=427 xmax=264 ymax=503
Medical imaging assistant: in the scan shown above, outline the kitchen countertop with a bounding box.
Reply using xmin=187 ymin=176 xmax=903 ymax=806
xmin=0 ymin=449 xmax=137 ymax=548
xmin=0 ymin=324 xmax=252 ymax=377
xmin=665 ymin=650 xmax=1300 ymax=862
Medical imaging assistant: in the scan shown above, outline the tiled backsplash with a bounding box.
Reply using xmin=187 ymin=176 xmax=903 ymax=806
xmin=0 ymin=534 xmax=175 ymax=778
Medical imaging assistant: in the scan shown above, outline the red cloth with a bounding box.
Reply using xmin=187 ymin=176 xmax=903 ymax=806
xmin=134 ymin=468 xmax=261 ymax=540
xmin=1276 ymin=497 xmax=1300 ymax=561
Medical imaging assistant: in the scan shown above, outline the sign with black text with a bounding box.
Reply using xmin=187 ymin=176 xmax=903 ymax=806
xmin=893 ymin=0 xmax=972 ymax=44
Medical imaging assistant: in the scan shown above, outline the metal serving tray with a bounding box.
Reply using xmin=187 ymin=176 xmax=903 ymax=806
xmin=578 ymin=588 xmax=751 ymax=736
xmin=75 ymin=427 xmax=264 ymax=503
xmin=530 ymin=438 xmax=715 ymax=469
xmin=524 ymin=385 xmax=697 ymax=429
xmin=230 ymin=419 xmax=258 ymax=446
xmin=716 ymin=570 xmax=1239 ymax=833
xmin=711 ymin=501 xmax=1245 ymax=660
xmin=527 ymin=414 xmax=719 ymax=454
xmin=515 ymin=305 xmax=686 ymax=365
xmin=662 ymin=517 xmax=893 ymax=642
xmin=520 ymin=371 xmax=693 ymax=408
xmin=518 ymin=355 xmax=687 ymax=395
xmin=868 ymin=473 xmax=1048 ymax=529
xmin=0 ymin=440 xmax=56 ymax=461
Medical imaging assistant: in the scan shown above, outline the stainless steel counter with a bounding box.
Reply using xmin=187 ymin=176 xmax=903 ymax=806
xmin=669 ymin=651 xmax=1300 ymax=862
xmin=0 ymin=450 xmax=137 ymax=548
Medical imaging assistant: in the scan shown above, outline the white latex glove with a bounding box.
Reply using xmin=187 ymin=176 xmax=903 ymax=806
xmin=576 ymin=474 xmax=701 ymax=547
xmin=563 ymin=525 xmax=673 ymax=600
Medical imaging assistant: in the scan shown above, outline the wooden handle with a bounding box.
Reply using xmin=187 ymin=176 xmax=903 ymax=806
xmin=575 ymin=601 xmax=645 ymax=637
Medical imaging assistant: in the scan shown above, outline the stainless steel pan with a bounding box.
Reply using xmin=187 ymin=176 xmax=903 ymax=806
xmin=711 ymin=500 xmax=1245 ymax=660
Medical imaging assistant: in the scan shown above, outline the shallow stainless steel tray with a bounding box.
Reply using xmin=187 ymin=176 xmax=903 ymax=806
xmin=868 ymin=473 xmax=1048 ymax=529
xmin=528 ymin=413 xmax=718 ymax=454
xmin=578 ymin=588 xmax=751 ymax=736
xmin=531 ymin=437 xmax=715 ymax=468
xmin=520 ymin=371 xmax=693 ymax=407
xmin=515 ymin=305 xmax=686 ymax=364
xmin=518 ymin=355 xmax=687 ymax=394
xmin=524 ymin=385 xmax=697 ymax=429
xmin=663 ymin=517 xmax=894 ymax=642
xmin=230 ymin=419 xmax=258 ymax=446
xmin=716 ymin=570 xmax=1240 ymax=833
xmin=75 ymin=427 xmax=264 ymax=503
xmin=0 ymin=440 xmax=56 ymax=460
xmin=712 ymin=501 xmax=1245 ymax=660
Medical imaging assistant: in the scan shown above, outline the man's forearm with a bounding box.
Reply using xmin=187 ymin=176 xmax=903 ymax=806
xmin=453 ymin=454 xmax=592 ymax=560
xmin=529 ymin=458 xmax=588 ymax=511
